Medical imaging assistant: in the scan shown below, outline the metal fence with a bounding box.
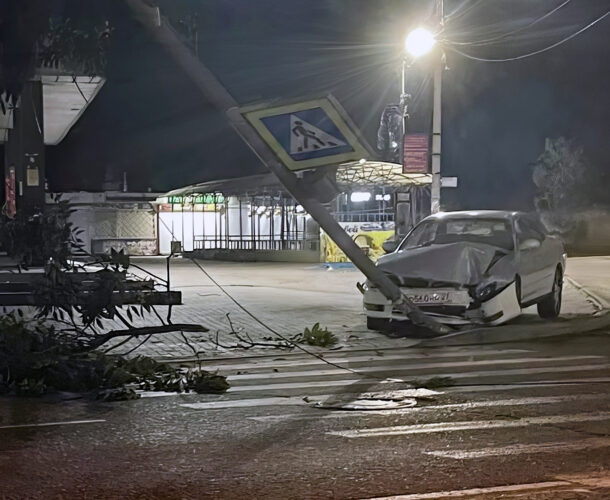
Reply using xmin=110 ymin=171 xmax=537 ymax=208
xmin=333 ymin=210 xmax=394 ymax=223
xmin=193 ymin=237 xmax=317 ymax=251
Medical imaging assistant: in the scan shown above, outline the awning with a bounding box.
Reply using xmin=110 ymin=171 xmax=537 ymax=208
xmin=0 ymin=74 xmax=105 ymax=145
xmin=42 ymin=75 xmax=105 ymax=145
xmin=337 ymin=160 xmax=432 ymax=187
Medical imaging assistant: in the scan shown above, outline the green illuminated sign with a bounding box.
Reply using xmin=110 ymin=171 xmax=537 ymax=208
xmin=168 ymin=194 xmax=225 ymax=204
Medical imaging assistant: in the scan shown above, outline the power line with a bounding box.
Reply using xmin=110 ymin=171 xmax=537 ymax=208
xmin=446 ymin=0 xmax=572 ymax=46
xmin=189 ymin=258 xmax=406 ymax=383
xmin=445 ymin=0 xmax=486 ymax=23
xmin=447 ymin=10 xmax=610 ymax=62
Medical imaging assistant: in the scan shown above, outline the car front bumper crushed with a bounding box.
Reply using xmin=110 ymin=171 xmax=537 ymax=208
xmin=363 ymin=282 xmax=521 ymax=326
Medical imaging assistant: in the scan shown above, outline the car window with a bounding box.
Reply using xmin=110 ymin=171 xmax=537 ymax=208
xmin=516 ymin=217 xmax=545 ymax=243
xmin=399 ymin=218 xmax=513 ymax=251
xmin=530 ymin=217 xmax=548 ymax=236
xmin=399 ymin=221 xmax=438 ymax=250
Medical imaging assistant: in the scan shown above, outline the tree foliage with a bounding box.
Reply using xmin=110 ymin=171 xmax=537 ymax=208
xmin=532 ymin=137 xmax=588 ymax=212
xmin=0 ymin=200 xmax=227 ymax=398
xmin=0 ymin=0 xmax=110 ymax=110
xmin=531 ymin=137 xmax=600 ymax=239
xmin=0 ymin=195 xmax=78 ymax=268
xmin=0 ymin=313 xmax=227 ymax=398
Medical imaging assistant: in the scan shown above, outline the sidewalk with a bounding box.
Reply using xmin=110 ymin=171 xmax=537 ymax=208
xmin=101 ymin=256 xmax=609 ymax=360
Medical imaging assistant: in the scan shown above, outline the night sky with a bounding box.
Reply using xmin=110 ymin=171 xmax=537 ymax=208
xmin=47 ymin=0 xmax=609 ymax=210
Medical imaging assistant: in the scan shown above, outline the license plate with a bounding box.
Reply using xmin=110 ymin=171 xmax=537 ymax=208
xmin=403 ymin=289 xmax=469 ymax=306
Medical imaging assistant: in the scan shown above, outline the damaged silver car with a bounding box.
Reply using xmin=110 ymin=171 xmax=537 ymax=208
xmin=363 ymin=211 xmax=566 ymax=329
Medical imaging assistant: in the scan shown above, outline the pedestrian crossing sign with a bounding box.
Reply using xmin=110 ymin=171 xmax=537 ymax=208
xmin=241 ymin=96 xmax=371 ymax=171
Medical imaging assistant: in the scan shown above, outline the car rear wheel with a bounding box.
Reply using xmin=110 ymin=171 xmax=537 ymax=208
xmin=537 ymin=268 xmax=562 ymax=319
xmin=367 ymin=317 xmax=390 ymax=331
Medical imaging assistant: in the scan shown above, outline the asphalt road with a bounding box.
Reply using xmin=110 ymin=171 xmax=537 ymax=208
xmin=1 ymin=333 xmax=609 ymax=499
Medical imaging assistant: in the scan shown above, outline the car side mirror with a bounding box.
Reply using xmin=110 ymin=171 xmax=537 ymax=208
xmin=382 ymin=238 xmax=399 ymax=253
xmin=519 ymin=238 xmax=541 ymax=252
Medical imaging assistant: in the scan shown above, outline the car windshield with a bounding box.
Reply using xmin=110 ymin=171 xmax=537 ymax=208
xmin=399 ymin=218 xmax=514 ymax=251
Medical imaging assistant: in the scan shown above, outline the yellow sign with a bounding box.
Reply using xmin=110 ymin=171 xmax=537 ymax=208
xmin=322 ymin=229 xmax=394 ymax=263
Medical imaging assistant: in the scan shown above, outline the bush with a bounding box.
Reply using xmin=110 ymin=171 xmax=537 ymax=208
xmin=302 ymin=323 xmax=338 ymax=347
xmin=0 ymin=315 xmax=229 ymax=398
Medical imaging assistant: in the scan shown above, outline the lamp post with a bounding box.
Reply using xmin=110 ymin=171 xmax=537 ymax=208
xmin=403 ymin=3 xmax=444 ymax=214
xmin=402 ymin=27 xmax=436 ymax=140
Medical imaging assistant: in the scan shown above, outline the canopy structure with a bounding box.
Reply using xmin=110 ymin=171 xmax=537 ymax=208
xmin=157 ymin=173 xmax=285 ymax=202
xmin=157 ymin=161 xmax=431 ymax=203
xmin=0 ymin=74 xmax=105 ymax=144
xmin=337 ymin=160 xmax=431 ymax=188
xmin=42 ymin=75 xmax=105 ymax=145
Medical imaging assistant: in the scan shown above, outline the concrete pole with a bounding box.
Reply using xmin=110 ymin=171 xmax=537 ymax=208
xmin=400 ymin=58 xmax=410 ymax=167
xmin=4 ymin=80 xmax=46 ymax=214
xmin=430 ymin=58 xmax=442 ymax=214
xmin=430 ymin=0 xmax=444 ymax=214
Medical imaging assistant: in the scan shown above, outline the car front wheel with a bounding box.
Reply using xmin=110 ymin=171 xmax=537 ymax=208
xmin=537 ymin=268 xmax=562 ymax=319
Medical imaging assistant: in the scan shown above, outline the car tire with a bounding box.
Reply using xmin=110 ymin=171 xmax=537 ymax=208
xmin=537 ymin=267 xmax=562 ymax=319
xmin=367 ymin=317 xmax=390 ymax=331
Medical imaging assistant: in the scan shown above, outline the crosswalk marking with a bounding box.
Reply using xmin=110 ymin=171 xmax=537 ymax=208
xmin=180 ymin=385 xmax=609 ymax=411
xmin=0 ymin=419 xmax=106 ymax=430
xmin=328 ymin=412 xmax=610 ymax=438
xmin=227 ymin=355 xmax=602 ymax=381
xmin=445 ymin=378 xmax=610 ymax=393
xmin=197 ymin=348 xmax=533 ymax=372
xmin=226 ymin=363 xmax=609 ymax=392
xmin=368 ymin=478 xmax=601 ymax=499
xmin=181 ymin=396 xmax=308 ymax=410
xmin=425 ymin=437 xmax=610 ymax=459
xmin=248 ymin=393 xmax=610 ymax=421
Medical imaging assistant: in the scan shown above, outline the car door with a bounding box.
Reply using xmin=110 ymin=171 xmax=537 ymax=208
xmin=515 ymin=215 xmax=550 ymax=303
xmin=530 ymin=216 xmax=563 ymax=294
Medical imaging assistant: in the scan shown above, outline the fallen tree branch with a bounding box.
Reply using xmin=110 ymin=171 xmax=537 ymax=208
xmin=207 ymin=313 xmax=296 ymax=350
xmin=88 ymin=323 xmax=209 ymax=349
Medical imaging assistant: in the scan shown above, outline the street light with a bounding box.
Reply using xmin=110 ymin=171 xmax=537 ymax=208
xmin=400 ymin=27 xmax=436 ymax=160
xmin=404 ymin=27 xmax=436 ymax=59
xmin=401 ymin=25 xmax=443 ymax=215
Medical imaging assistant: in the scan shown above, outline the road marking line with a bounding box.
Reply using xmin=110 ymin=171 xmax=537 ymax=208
xmin=328 ymin=412 xmax=610 ymax=438
xmin=0 ymin=419 xmax=106 ymax=430
xmin=445 ymin=378 xmax=610 ymax=392
xmin=181 ymin=397 xmax=308 ymax=410
xmin=163 ymin=379 xmax=610 ymax=407
xmin=425 ymin=437 xmax=610 ymax=459
xmin=249 ymin=394 xmax=609 ymax=421
xmin=228 ymin=356 xmax=603 ymax=381
xmin=181 ymin=389 xmax=440 ymax=411
xmin=227 ymin=364 xmax=610 ymax=392
xmin=368 ymin=480 xmax=576 ymax=499
xmin=196 ymin=349 xmax=533 ymax=372
xmin=182 ymin=390 xmax=607 ymax=412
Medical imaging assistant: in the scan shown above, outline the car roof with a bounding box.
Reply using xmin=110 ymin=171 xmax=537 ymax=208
xmin=423 ymin=210 xmax=523 ymax=221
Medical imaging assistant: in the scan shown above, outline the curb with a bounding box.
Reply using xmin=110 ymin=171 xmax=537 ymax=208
xmin=565 ymin=276 xmax=609 ymax=312
xmin=417 ymin=311 xmax=610 ymax=347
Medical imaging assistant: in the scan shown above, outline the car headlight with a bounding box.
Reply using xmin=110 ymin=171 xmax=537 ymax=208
xmin=475 ymin=282 xmax=497 ymax=301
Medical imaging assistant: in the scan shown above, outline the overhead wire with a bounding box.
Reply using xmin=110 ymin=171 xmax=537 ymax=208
xmin=446 ymin=0 xmax=572 ymax=46
xmin=447 ymin=9 xmax=610 ymax=62
xmin=445 ymin=0 xmax=486 ymax=23
xmin=189 ymin=258 xmax=407 ymax=383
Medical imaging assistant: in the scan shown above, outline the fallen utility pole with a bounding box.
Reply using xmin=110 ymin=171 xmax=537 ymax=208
xmin=128 ymin=0 xmax=451 ymax=336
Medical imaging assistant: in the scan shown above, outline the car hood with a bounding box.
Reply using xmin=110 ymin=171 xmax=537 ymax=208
xmin=376 ymin=242 xmax=514 ymax=286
